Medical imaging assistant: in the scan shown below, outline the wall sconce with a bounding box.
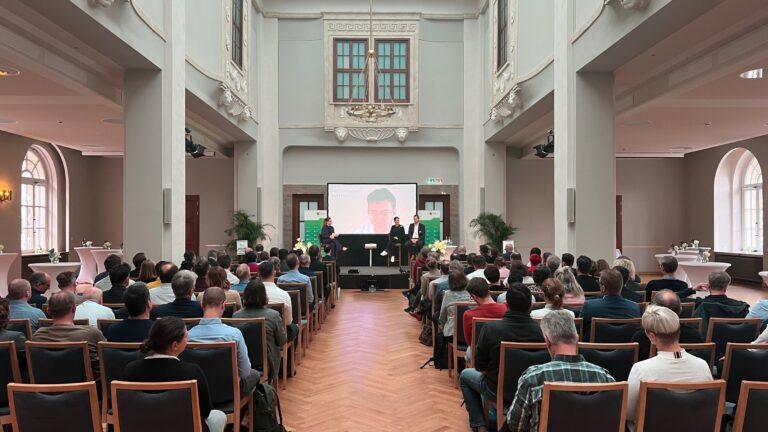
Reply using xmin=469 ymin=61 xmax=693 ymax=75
xmin=0 ymin=190 xmax=12 ymax=202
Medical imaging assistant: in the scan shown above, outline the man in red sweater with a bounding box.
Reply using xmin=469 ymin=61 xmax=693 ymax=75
xmin=463 ymin=278 xmax=508 ymax=345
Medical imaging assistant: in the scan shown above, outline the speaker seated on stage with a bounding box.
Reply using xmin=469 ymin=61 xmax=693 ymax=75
xmin=381 ymin=216 xmax=407 ymax=262
xmin=405 ymin=215 xmax=426 ymax=257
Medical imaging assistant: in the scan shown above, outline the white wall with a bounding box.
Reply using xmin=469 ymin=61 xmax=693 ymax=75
xmin=186 ymin=157 xmax=235 ymax=249
xmin=506 ymin=156 xmax=687 ymax=272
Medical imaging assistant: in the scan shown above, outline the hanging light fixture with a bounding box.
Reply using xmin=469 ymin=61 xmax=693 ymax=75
xmin=340 ymin=0 xmax=400 ymax=123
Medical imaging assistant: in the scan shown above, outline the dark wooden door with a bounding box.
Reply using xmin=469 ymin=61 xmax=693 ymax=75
xmin=186 ymin=195 xmax=200 ymax=255
xmin=292 ymin=194 xmax=325 ymax=242
xmin=418 ymin=194 xmax=451 ymax=240
xmin=616 ymin=195 xmax=623 ymax=253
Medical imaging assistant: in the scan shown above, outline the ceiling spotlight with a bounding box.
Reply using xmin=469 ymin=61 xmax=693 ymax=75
xmin=0 ymin=67 xmax=20 ymax=77
xmin=184 ymin=128 xmax=207 ymax=158
xmin=739 ymin=68 xmax=765 ymax=79
xmin=533 ymin=130 xmax=555 ymax=159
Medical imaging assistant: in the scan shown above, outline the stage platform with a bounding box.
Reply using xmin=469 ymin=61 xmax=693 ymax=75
xmin=338 ymin=266 xmax=410 ymax=290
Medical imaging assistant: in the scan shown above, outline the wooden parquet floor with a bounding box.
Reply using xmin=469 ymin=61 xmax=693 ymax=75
xmin=279 ymin=290 xmax=468 ymax=432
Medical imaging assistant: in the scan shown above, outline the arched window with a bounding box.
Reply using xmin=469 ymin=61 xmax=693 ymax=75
xmin=742 ymin=155 xmax=763 ymax=252
xmin=21 ymin=146 xmax=55 ymax=253
xmin=714 ymin=148 xmax=763 ymax=253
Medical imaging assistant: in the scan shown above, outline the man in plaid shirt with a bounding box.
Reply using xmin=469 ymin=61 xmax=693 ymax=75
xmin=505 ymin=310 xmax=615 ymax=432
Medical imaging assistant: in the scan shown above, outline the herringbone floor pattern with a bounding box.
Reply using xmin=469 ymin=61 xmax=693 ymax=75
xmin=280 ymin=290 xmax=468 ymax=432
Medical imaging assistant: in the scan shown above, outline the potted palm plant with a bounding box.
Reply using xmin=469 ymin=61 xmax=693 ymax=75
xmin=225 ymin=210 xmax=274 ymax=255
xmin=469 ymin=212 xmax=517 ymax=251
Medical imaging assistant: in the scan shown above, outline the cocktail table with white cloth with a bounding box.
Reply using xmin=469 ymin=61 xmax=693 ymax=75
xmin=654 ymin=254 xmax=698 ymax=284
xmin=678 ymin=262 xmax=731 ymax=288
xmin=0 ymin=253 xmax=19 ymax=297
xmin=27 ymin=262 xmax=82 ymax=296
xmin=758 ymin=271 xmax=768 ymax=286
xmin=74 ymin=246 xmax=101 ymax=284
xmin=91 ymin=249 xmax=123 ymax=274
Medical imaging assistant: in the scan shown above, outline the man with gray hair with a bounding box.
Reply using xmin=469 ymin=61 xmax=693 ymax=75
xmin=150 ymin=270 xmax=203 ymax=319
xmin=7 ymin=279 xmax=46 ymax=331
xmin=545 ymin=255 xmax=560 ymax=276
xmin=505 ymin=310 xmax=615 ymax=432
xmin=692 ymin=271 xmax=749 ymax=321
xmin=644 ymin=255 xmax=690 ymax=301
xmin=27 ymin=272 xmax=50 ymax=309
xmin=631 ymin=289 xmax=703 ymax=360
xmin=626 ymin=305 xmax=713 ymax=431
xmin=75 ymin=286 xmax=115 ymax=326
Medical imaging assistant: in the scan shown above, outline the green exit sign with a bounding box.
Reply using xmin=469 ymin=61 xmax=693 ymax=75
xmin=426 ymin=177 xmax=444 ymax=185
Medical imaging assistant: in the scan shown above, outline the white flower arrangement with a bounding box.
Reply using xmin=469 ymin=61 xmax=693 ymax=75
xmin=48 ymin=248 xmax=61 ymax=264
xmin=702 ymin=251 xmax=710 ymax=263
xmin=0 ymin=245 xmax=4 ymax=254
xmin=427 ymin=239 xmax=449 ymax=256
xmin=672 ymin=245 xmax=680 ymax=255
xmin=681 ymin=242 xmax=689 ymax=250
xmin=693 ymin=240 xmax=700 ymax=248
xmin=103 ymin=241 xmax=112 ymax=249
xmin=85 ymin=241 xmax=93 ymax=247
xmin=293 ymin=238 xmax=313 ymax=253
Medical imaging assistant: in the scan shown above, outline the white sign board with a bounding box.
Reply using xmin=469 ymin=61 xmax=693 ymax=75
xmin=236 ymin=240 xmax=249 ymax=256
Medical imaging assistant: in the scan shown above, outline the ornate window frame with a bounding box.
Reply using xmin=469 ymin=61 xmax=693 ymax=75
xmin=490 ymin=0 xmax=518 ymax=108
xmin=20 ymin=145 xmax=57 ymax=253
xmin=323 ymin=14 xmax=419 ymax=131
xmin=223 ymin=0 xmax=250 ymax=104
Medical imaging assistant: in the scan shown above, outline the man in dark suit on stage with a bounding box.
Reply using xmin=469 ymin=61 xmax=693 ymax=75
xmin=406 ymin=214 xmax=426 ymax=257
xmin=320 ymin=217 xmax=346 ymax=257
xmin=381 ymin=216 xmax=406 ymax=263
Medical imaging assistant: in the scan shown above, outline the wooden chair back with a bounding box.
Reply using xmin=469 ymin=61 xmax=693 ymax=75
xmin=222 ymin=318 xmax=269 ymax=382
xmin=635 ymin=380 xmax=725 ymax=432
xmin=8 ymin=382 xmax=101 ymax=432
xmin=732 ymin=381 xmax=768 ymax=432
xmin=539 ymin=382 xmax=628 ymax=432
xmin=6 ymin=319 xmax=32 ymax=339
xmin=578 ymin=342 xmax=639 ymax=381
xmin=38 ymin=318 xmax=90 ymax=327
xmin=590 ymin=318 xmax=642 ymax=343
xmin=25 ymin=341 xmax=92 ymax=384
xmin=721 ymin=343 xmax=768 ymax=404
xmin=97 ymin=318 xmax=124 ymax=336
xmin=111 ymin=380 xmax=202 ymax=432
xmin=496 ymin=342 xmax=549 ymax=430
xmin=97 ymin=342 xmax=142 ymax=425
xmin=706 ymin=318 xmax=762 ymax=361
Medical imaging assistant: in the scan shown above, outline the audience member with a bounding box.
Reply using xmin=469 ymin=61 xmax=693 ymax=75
xmin=747 ymin=281 xmax=768 ymax=322
xmin=554 ymin=267 xmax=584 ymax=306
xmin=188 ymin=287 xmax=260 ymax=394
xmin=150 ymin=270 xmax=204 ymax=319
xmin=217 ymin=254 xmax=238 ymax=285
xmin=530 ymin=267 xmax=550 ymax=294
xmin=644 ymin=256 xmax=689 ymax=301
xmin=575 ymin=256 xmax=599 ymax=292
xmin=269 ymin=247 xmax=279 ymax=258
xmin=505 ymin=310 xmax=615 ymax=432
xmin=631 ymin=289 xmax=703 ymax=360
xmin=231 ymin=264 xmax=251 ymax=293
xmin=243 ymin=251 xmax=259 ymax=274
xmin=541 ymin=252 xmax=552 ymax=266
xmin=531 ymin=278 xmax=574 ymax=319
xmin=460 ymin=283 xmax=544 ymax=432
xmin=75 ymin=287 xmax=115 ymax=326
xmin=122 ymin=317 xmax=226 ymax=432
xmin=308 ymin=245 xmax=331 ymax=299
xmin=103 ymin=263 xmax=131 ymax=304
xmin=130 ymin=252 xmax=146 ymax=279
xmin=467 ymin=255 xmax=489 ymax=280
xmin=463 ymin=278 xmax=507 ymax=348
xmin=613 ymin=266 xmax=644 ymax=303
xmin=105 ymin=283 xmax=154 ymax=342
xmin=136 ymin=259 xmax=160 ymax=288
xmin=484 ymin=266 xmax=502 ymax=290
xmin=278 ymin=249 xmax=290 ymax=272
xmin=259 ymin=261 xmax=298 ymax=343
xmin=439 ymin=271 xmax=473 ymax=337
xmin=613 ymin=257 xmax=643 ymax=292
xmin=526 ymin=248 xmax=542 ymax=267
xmin=451 ymin=245 xmax=468 ymax=262
xmin=204 ymin=267 xmax=242 ymax=312
xmin=595 ymin=259 xmax=610 ymax=275
xmin=149 ymin=263 xmax=182 ymax=305
xmin=180 ymin=250 xmax=196 ymax=271
xmin=495 ymin=257 xmax=510 ymax=280
xmin=56 ymin=271 xmax=83 ymax=304
xmin=692 ymin=271 xmax=749 ymax=322
xmin=32 ymin=291 xmax=106 ymax=379
xmin=414 ymin=247 xmax=429 ymax=268
xmin=27 ymin=272 xmax=50 ymax=308
xmin=495 ymin=263 xmax=529 ymax=304
xmin=561 ymin=253 xmax=575 ymax=269
xmin=193 ymin=257 xmax=210 ymax=293
xmin=580 ymin=269 xmax=641 ymax=341
xmin=545 ymin=255 xmax=560 ymax=276
xmin=234 ymin=280 xmax=287 ymax=381
xmin=527 ymin=254 xmax=542 ymax=274
xmin=502 ymin=243 xmax=515 ymax=261
xmin=626 ymin=305 xmax=713 ymax=431
xmin=6 ymin=279 xmax=46 ymax=331
xmin=94 ymin=254 xmax=123 ymax=288
xmin=278 ymin=253 xmax=314 ymax=311
xmin=321 ymin=245 xmax=339 ymax=276
xmin=0 ymin=298 xmax=26 ymax=351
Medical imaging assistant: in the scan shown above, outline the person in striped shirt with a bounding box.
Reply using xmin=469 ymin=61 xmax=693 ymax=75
xmin=505 ymin=310 xmax=615 ymax=432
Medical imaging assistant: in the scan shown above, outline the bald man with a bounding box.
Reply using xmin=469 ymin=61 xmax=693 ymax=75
xmin=7 ymin=279 xmax=46 ymax=331
xmin=75 ymin=286 xmax=115 ymax=327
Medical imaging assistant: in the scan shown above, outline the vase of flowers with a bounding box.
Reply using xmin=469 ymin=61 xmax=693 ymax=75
xmin=103 ymin=241 xmax=112 ymax=249
xmin=702 ymin=251 xmax=711 ymax=263
xmin=293 ymin=238 xmax=312 ymax=254
xmin=48 ymin=248 xmax=61 ymax=264
xmin=427 ymin=239 xmax=449 ymax=257
xmin=0 ymin=245 xmax=4 ymax=254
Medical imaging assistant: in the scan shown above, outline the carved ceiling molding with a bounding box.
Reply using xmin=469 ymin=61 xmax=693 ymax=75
xmin=333 ymin=127 xmax=411 ymax=143
xmin=89 ymin=0 xmax=116 ymax=7
xmin=489 ymin=84 xmax=522 ymax=123
xmin=604 ymin=0 xmax=651 ymax=11
xmin=218 ymin=84 xmax=253 ymax=123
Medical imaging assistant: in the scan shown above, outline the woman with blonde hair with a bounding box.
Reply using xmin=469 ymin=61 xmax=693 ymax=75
xmin=531 ymin=278 xmax=575 ymax=319
xmin=138 ymin=259 xmax=161 ymax=288
xmin=614 ymin=257 xmax=644 ymax=292
xmin=200 ymin=267 xmax=242 ymax=312
xmin=555 ymin=267 xmax=585 ymax=306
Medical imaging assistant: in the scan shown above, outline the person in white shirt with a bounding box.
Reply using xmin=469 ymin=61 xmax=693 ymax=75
xmin=96 ymin=271 xmax=135 ymax=291
xmin=257 ymin=261 xmax=299 ymax=343
xmin=218 ymin=254 xmax=240 ymax=285
xmin=626 ymin=305 xmax=713 ymax=431
xmin=149 ymin=263 xmax=197 ymax=306
xmin=466 ymin=255 xmax=490 ymax=281
xmin=75 ymin=287 xmax=115 ymax=326
xmin=530 ymin=278 xmax=575 ymax=319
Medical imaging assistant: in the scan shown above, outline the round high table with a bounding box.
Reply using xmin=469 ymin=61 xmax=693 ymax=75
xmin=27 ymin=262 xmax=82 ymax=296
xmin=678 ymin=262 xmax=731 ymax=287
xmin=759 ymin=271 xmax=768 ymax=286
xmin=91 ymin=249 xmax=123 ymax=274
xmin=654 ymin=253 xmax=698 ymax=284
xmin=74 ymin=246 xmax=101 ymax=284
xmin=0 ymin=253 xmax=20 ymax=297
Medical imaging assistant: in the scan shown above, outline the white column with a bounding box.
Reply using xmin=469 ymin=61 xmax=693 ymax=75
xmin=255 ymin=16 xmax=281 ymax=247
xmin=234 ymin=140 xmax=258 ymax=218
xmin=461 ymin=17 xmax=484 ymax=251
xmin=123 ymin=0 xmax=185 ymax=262
xmin=553 ymin=0 xmax=616 ymax=260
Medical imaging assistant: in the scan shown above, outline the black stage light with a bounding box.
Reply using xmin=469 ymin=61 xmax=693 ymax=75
xmin=534 ymin=130 xmax=555 ymax=158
